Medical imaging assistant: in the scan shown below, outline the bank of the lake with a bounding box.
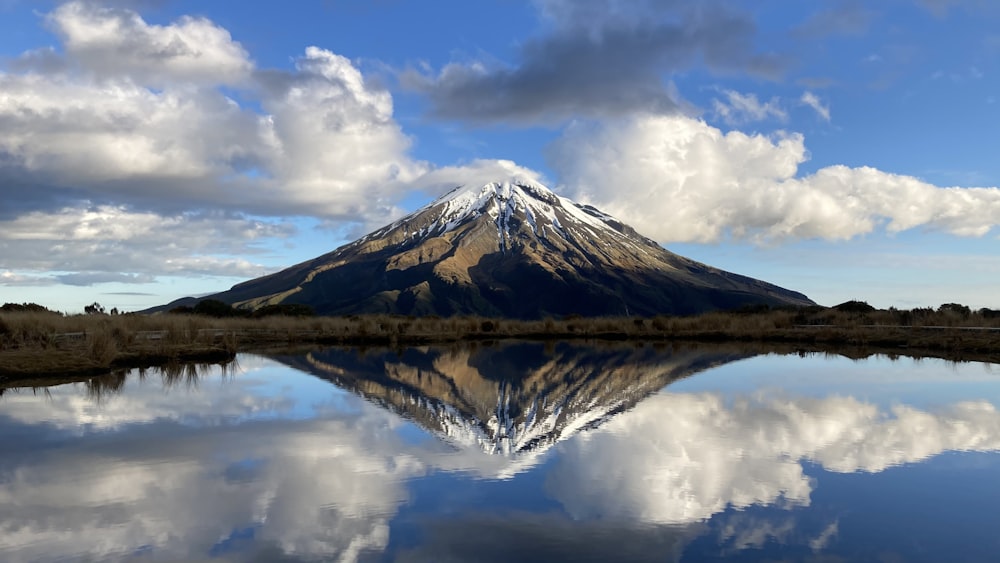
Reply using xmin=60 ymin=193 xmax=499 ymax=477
xmin=3 ymin=306 xmax=1000 ymax=383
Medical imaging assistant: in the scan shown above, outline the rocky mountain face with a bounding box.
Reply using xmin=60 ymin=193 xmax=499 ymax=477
xmin=275 ymin=341 xmax=750 ymax=458
xmin=167 ymin=179 xmax=813 ymax=317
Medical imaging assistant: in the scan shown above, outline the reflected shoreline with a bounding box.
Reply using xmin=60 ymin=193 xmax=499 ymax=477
xmin=0 ymin=360 xmax=242 ymax=400
xmin=3 ymin=336 xmax=998 ymax=393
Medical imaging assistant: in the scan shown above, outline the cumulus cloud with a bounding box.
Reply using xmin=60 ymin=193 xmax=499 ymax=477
xmin=403 ymin=0 xmax=785 ymax=123
xmin=0 ymin=206 xmax=292 ymax=283
xmin=407 ymin=159 xmax=547 ymax=199
xmin=548 ymin=392 xmax=1000 ymax=525
xmin=0 ymin=271 xmax=53 ymax=287
xmin=0 ymin=0 xmax=556 ymax=287
xmin=0 ymin=1 xmax=433 ymax=225
xmin=46 ymin=1 xmax=253 ymax=86
xmin=549 ymin=115 xmax=1000 ymax=243
xmin=0 ymin=73 xmax=264 ymax=194
xmin=253 ymin=46 xmax=427 ymax=221
xmin=0 ymin=2 xmax=454 ymax=285
xmin=711 ymin=89 xmax=787 ymax=125
xmin=800 ymin=91 xmax=831 ymax=121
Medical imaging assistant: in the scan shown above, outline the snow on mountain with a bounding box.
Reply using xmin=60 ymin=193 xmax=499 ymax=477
xmin=156 ymin=177 xmax=814 ymax=317
xmin=360 ymin=179 xmax=647 ymax=253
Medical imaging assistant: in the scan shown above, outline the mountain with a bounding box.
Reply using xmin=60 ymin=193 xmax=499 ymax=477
xmin=274 ymin=341 xmax=751 ymax=459
xmin=162 ymin=179 xmax=813 ymax=317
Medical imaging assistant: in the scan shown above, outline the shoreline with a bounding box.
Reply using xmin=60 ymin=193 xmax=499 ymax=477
xmin=3 ymin=318 xmax=1000 ymax=387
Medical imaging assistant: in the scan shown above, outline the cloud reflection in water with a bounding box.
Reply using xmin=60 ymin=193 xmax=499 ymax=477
xmin=2 ymin=348 xmax=1000 ymax=562
xmin=549 ymin=391 xmax=1000 ymax=524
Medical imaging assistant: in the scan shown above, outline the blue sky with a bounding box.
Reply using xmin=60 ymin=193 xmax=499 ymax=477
xmin=1 ymin=0 xmax=999 ymax=312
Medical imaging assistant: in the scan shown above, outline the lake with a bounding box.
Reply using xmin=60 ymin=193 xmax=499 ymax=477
xmin=3 ymin=341 xmax=1000 ymax=562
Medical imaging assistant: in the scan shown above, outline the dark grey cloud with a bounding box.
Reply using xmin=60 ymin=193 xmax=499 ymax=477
xmin=403 ymin=0 xmax=786 ymax=124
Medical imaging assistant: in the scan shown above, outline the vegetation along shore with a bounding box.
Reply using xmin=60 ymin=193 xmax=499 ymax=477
xmin=2 ymin=300 xmax=1000 ymax=384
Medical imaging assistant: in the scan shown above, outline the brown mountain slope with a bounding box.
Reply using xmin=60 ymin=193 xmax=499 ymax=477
xmin=161 ymin=179 xmax=814 ymax=317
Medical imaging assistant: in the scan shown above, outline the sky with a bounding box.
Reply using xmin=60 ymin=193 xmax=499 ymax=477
xmin=1 ymin=0 xmax=999 ymax=313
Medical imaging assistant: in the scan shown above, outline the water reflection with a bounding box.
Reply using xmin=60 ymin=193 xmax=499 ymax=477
xmin=1 ymin=344 xmax=999 ymax=562
xmin=278 ymin=342 xmax=748 ymax=458
xmin=0 ymin=361 xmax=424 ymax=562
xmin=548 ymin=392 xmax=1000 ymax=524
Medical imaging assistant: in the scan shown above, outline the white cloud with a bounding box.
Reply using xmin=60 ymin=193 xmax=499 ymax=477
xmin=549 ymin=114 xmax=1000 ymax=243
xmin=712 ymin=90 xmax=787 ymax=125
xmin=1 ymin=3 xmax=428 ymax=225
xmin=0 ymin=271 xmax=54 ymax=286
xmin=800 ymin=91 xmax=831 ymax=121
xmin=0 ymin=205 xmax=292 ymax=281
xmin=407 ymin=159 xmax=547 ymax=200
xmin=255 ymin=46 xmax=428 ymax=221
xmin=46 ymin=0 xmax=252 ymax=86
xmin=0 ymin=3 xmax=454 ymax=287
xmin=548 ymin=392 xmax=1000 ymax=525
xmin=0 ymin=0 xmax=555 ymax=288
xmin=0 ymin=72 xmax=265 ymax=185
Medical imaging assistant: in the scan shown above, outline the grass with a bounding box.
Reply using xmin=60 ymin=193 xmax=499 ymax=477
xmin=2 ymin=304 xmax=1000 ymax=382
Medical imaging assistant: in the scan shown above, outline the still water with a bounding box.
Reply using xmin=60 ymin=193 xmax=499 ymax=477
xmin=3 ymin=342 xmax=1000 ymax=562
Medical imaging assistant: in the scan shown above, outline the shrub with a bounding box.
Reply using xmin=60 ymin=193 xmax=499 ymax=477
xmin=833 ymin=300 xmax=876 ymax=313
xmin=1 ymin=302 xmax=57 ymax=314
xmin=84 ymin=302 xmax=106 ymax=315
xmin=193 ymin=299 xmax=246 ymax=318
xmin=938 ymin=303 xmax=971 ymax=318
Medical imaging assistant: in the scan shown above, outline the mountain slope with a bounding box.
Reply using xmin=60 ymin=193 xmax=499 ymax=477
xmin=164 ymin=179 xmax=813 ymax=317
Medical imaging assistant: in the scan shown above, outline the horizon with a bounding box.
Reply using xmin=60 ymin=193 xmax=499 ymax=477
xmin=2 ymin=1 xmax=999 ymax=313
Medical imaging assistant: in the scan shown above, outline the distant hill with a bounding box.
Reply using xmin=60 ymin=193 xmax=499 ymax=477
xmin=154 ymin=179 xmax=813 ymax=318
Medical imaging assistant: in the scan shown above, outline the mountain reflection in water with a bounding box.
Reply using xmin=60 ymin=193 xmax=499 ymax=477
xmin=2 ymin=344 xmax=1000 ymax=562
xmin=275 ymin=341 xmax=748 ymax=458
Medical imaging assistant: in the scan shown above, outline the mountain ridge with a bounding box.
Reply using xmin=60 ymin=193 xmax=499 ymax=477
xmin=157 ymin=179 xmax=814 ymax=317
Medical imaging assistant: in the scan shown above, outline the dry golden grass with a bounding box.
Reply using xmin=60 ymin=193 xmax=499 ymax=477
xmin=2 ymin=305 xmax=1000 ymax=380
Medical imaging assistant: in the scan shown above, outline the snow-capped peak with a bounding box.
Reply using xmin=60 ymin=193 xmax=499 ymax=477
xmin=414 ymin=178 xmax=636 ymax=247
